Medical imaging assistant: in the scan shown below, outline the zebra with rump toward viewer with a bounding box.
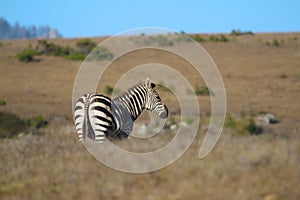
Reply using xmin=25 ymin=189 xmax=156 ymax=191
xmin=74 ymin=78 xmax=168 ymax=142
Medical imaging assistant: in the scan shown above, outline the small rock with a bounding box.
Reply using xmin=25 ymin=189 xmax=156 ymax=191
xmin=170 ymin=124 xmax=177 ymax=130
xmin=258 ymin=114 xmax=278 ymax=125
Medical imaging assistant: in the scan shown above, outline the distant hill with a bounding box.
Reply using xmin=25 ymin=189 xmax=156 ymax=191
xmin=0 ymin=17 xmax=62 ymax=40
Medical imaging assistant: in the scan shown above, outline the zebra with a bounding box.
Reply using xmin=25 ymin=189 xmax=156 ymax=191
xmin=73 ymin=78 xmax=168 ymax=143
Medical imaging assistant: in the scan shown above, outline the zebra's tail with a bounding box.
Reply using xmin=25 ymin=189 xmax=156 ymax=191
xmin=74 ymin=94 xmax=90 ymax=142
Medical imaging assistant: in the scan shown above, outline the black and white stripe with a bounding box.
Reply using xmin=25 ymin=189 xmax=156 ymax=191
xmin=73 ymin=78 xmax=168 ymax=143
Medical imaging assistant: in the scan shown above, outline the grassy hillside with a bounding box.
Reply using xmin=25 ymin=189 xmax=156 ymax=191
xmin=0 ymin=32 xmax=300 ymax=199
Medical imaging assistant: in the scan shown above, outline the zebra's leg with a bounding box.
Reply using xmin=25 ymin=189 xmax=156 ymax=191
xmin=119 ymin=132 xmax=129 ymax=140
xmin=88 ymin=105 xmax=107 ymax=143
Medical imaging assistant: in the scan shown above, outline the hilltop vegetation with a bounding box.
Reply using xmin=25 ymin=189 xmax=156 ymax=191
xmin=16 ymin=39 xmax=113 ymax=62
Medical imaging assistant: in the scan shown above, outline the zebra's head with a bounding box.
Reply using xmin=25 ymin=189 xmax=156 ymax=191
xmin=144 ymin=78 xmax=168 ymax=119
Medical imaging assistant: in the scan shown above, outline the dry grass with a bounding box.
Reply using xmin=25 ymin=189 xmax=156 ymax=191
xmin=0 ymin=33 xmax=300 ymax=199
xmin=0 ymin=122 xmax=299 ymax=200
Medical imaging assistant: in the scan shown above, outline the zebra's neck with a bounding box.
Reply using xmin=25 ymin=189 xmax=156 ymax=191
xmin=113 ymin=83 xmax=147 ymax=121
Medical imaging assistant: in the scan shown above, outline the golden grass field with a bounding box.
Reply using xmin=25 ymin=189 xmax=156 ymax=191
xmin=0 ymin=33 xmax=300 ymax=199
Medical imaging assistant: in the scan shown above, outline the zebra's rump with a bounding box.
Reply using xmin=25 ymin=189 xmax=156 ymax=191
xmin=74 ymin=93 xmax=114 ymax=142
xmin=74 ymin=94 xmax=90 ymax=141
xmin=88 ymin=94 xmax=115 ymax=142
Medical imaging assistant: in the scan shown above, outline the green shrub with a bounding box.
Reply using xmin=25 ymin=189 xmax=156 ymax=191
xmin=182 ymin=117 xmax=194 ymax=125
xmin=174 ymin=34 xmax=193 ymax=43
xmin=65 ymin=52 xmax=86 ymax=61
xmin=225 ymin=116 xmax=263 ymax=136
xmin=0 ymin=41 xmax=3 ymax=47
xmin=25 ymin=115 xmax=48 ymax=129
xmin=87 ymin=46 xmax=113 ymax=61
xmin=16 ymin=48 xmax=37 ymax=62
xmin=135 ymin=35 xmax=175 ymax=46
xmin=76 ymin=38 xmax=96 ymax=47
xmin=156 ymin=35 xmax=174 ymax=46
xmin=209 ymin=35 xmax=220 ymax=42
xmin=219 ymin=35 xmax=229 ymax=42
xmin=288 ymin=36 xmax=298 ymax=41
xmin=36 ymin=40 xmax=72 ymax=56
xmin=246 ymin=119 xmax=263 ymax=135
xmin=0 ymin=111 xmax=27 ymax=138
xmin=18 ymin=39 xmax=113 ymax=62
xmin=76 ymin=39 xmax=97 ymax=55
xmin=168 ymin=117 xmax=176 ymax=126
xmin=265 ymin=41 xmax=271 ymax=46
xmin=103 ymin=85 xmax=115 ymax=95
xmin=0 ymin=99 xmax=6 ymax=106
xmin=103 ymin=85 xmax=121 ymax=95
xmin=224 ymin=115 xmax=236 ymax=129
xmin=192 ymin=35 xmax=206 ymax=43
xmin=230 ymin=29 xmax=254 ymax=36
xmin=272 ymin=39 xmax=280 ymax=47
xmin=206 ymin=35 xmax=229 ymax=43
xmin=195 ymin=86 xmax=211 ymax=96
xmin=230 ymin=29 xmax=241 ymax=36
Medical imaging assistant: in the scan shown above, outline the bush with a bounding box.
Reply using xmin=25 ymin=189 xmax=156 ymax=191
xmin=230 ymin=29 xmax=254 ymax=36
xmin=225 ymin=115 xmax=236 ymax=129
xmin=25 ymin=115 xmax=48 ymax=129
xmin=207 ymin=35 xmax=229 ymax=43
xmin=87 ymin=46 xmax=113 ymax=61
xmin=65 ymin=52 xmax=86 ymax=61
xmin=17 ymin=39 xmax=113 ymax=62
xmin=224 ymin=116 xmax=263 ymax=136
xmin=0 ymin=111 xmax=47 ymax=138
xmin=209 ymin=35 xmax=220 ymax=42
xmin=174 ymin=34 xmax=193 ymax=43
xmin=0 ymin=41 xmax=3 ymax=47
xmin=272 ymin=39 xmax=280 ymax=47
xmin=246 ymin=119 xmax=263 ymax=135
xmin=0 ymin=99 xmax=6 ymax=106
xmin=219 ymin=35 xmax=229 ymax=42
xmin=182 ymin=117 xmax=194 ymax=125
xmin=16 ymin=48 xmax=37 ymax=62
xmin=36 ymin=40 xmax=72 ymax=56
xmin=103 ymin=85 xmax=113 ymax=95
xmin=76 ymin=39 xmax=97 ymax=55
xmin=134 ymin=35 xmax=175 ymax=47
xmin=264 ymin=39 xmax=281 ymax=47
xmin=195 ymin=86 xmax=211 ymax=96
xmin=156 ymin=35 xmax=174 ymax=46
xmin=168 ymin=117 xmax=176 ymax=125
xmin=265 ymin=41 xmax=271 ymax=46
xmin=0 ymin=111 xmax=28 ymax=138
xmin=192 ymin=35 xmax=206 ymax=43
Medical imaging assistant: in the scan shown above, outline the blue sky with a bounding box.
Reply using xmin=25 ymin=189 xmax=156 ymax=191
xmin=1 ymin=0 xmax=299 ymax=38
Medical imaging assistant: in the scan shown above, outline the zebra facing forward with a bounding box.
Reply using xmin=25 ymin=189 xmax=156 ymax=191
xmin=74 ymin=78 xmax=168 ymax=143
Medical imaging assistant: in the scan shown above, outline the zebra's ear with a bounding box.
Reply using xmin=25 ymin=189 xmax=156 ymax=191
xmin=145 ymin=78 xmax=156 ymax=89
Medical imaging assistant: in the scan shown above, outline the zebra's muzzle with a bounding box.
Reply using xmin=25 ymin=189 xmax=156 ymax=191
xmin=159 ymin=105 xmax=168 ymax=119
